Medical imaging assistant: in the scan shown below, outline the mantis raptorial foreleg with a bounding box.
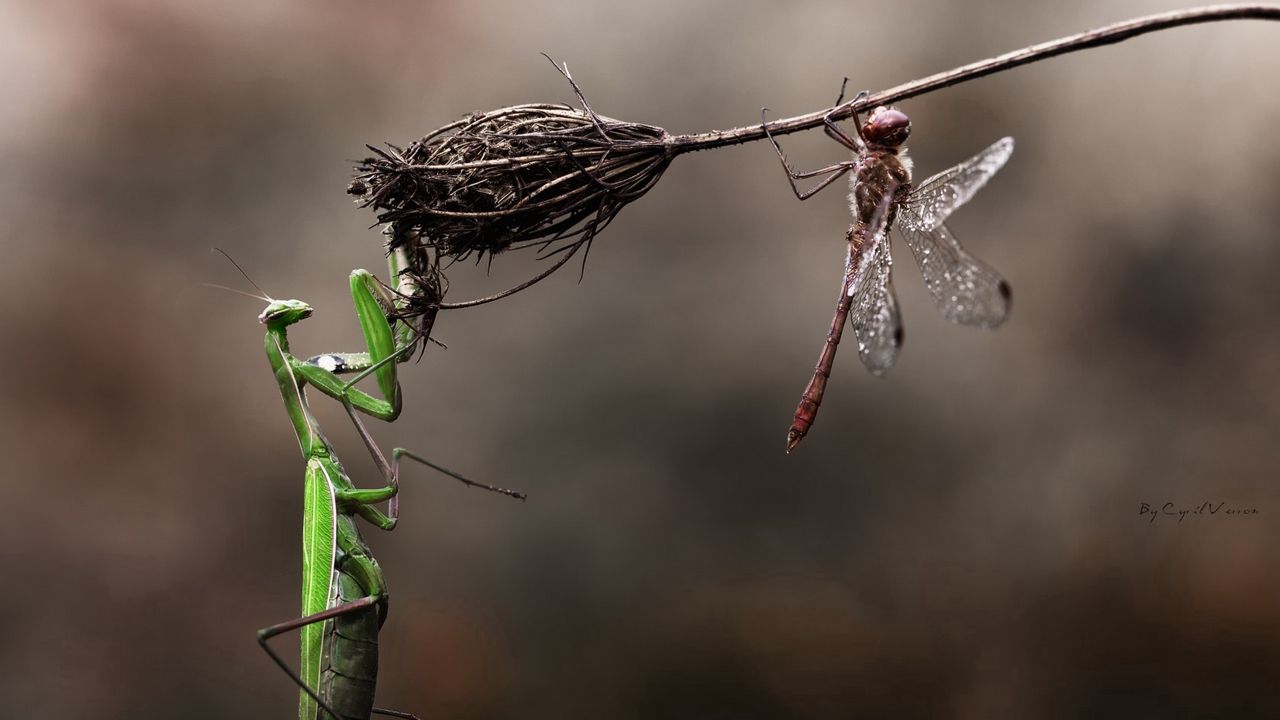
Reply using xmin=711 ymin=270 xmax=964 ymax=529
xmin=292 ymin=229 xmax=437 ymax=423
xmin=292 ymin=268 xmax=414 ymax=422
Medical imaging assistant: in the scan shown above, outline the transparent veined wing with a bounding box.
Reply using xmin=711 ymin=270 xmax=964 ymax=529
xmin=896 ymin=209 xmax=1010 ymax=328
xmin=846 ymin=224 xmax=902 ymax=375
xmin=900 ymin=137 xmax=1013 ymax=230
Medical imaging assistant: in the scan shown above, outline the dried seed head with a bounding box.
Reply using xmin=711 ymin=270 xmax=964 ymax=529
xmin=351 ymin=103 xmax=673 ymax=327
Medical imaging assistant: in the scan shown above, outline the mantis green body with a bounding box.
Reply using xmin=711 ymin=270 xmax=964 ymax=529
xmin=253 ymin=245 xmax=519 ymax=719
xmin=255 ymin=246 xmax=417 ymax=720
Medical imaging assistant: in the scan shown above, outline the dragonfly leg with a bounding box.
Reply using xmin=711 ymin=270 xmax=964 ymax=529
xmin=337 ymin=394 xmax=525 ymax=531
xmin=823 ymin=89 xmax=869 ymax=151
xmin=761 ymin=108 xmax=855 ymax=200
xmin=257 ymin=596 xmax=382 ymax=720
xmin=832 ymin=77 xmax=849 ymax=106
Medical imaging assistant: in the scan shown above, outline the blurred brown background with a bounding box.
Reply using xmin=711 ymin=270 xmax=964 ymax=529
xmin=3 ymin=1 xmax=1279 ymax=718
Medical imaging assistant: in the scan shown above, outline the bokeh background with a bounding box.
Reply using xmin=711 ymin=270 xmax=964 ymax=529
xmin=3 ymin=1 xmax=1279 ymax=718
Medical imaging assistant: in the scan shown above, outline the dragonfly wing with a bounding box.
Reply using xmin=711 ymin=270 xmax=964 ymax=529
xmin=847 ymin=226 xmax=902 ymax=375
xmin=897 ymin=209 xmax=1010 ymax=328
xmin=901 ymin=137 xmax=1013 ymax=229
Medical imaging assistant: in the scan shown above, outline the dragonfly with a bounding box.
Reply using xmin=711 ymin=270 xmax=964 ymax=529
xmin=764 ymin=86 xmax=1014 ymax=452
xmin=245 ymin=245 xmax=523 ymax=720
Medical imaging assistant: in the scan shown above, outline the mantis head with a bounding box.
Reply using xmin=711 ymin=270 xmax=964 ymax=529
xmin=258 ymin=298 xmax=313 ymax=326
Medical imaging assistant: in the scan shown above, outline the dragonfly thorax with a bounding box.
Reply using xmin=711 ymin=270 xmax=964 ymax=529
xmin=862 ymin=106 xmax=911 ymax=148
xmin=849 ymin=150 xmax=911 ymax=226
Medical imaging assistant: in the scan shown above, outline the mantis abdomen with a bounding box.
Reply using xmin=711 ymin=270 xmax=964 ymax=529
xmin=314 ymin=551 xmax=385 ymax=720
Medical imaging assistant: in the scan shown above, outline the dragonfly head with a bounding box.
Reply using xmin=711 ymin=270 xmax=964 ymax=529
xmin=862 ymin=106 xmax=911 ymax=148
xmin=258 ymin=298 xmax=313 ymax=326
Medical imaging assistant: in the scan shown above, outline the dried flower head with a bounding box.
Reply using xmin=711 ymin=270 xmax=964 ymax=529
xmin=349 ymin=63 xmax=674 ymax=329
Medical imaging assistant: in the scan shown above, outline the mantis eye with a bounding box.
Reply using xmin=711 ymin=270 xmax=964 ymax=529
xmin=862 ymin=107 xmax=911 ymax=147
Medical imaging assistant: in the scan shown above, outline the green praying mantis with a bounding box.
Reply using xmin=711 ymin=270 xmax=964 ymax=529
xmin=240 ymin=238 xmax=523 ymax=720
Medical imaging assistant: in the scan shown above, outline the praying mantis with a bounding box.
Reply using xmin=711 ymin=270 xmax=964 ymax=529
xmin=245 ymin=237 xmax=523 ymax=720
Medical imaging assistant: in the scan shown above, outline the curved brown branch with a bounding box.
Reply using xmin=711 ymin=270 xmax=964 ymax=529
xmin=665 ymin=4 xmax=1280 ymax=154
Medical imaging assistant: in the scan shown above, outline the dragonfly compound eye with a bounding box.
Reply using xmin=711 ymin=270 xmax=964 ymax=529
xmin=862 ymin=107 xmax=911 ymax=147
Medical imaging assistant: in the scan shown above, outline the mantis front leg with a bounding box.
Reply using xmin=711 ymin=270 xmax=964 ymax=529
xmin=293 ymin=267 xmax=417 ymax=422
